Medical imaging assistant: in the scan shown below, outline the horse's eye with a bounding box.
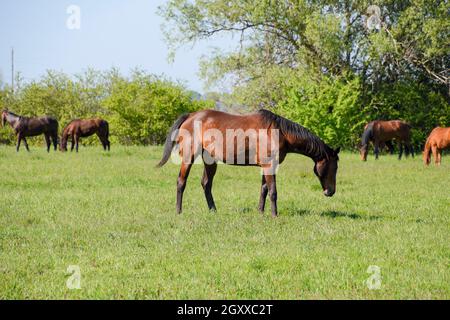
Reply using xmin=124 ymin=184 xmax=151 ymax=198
xmin=313 ymin=165 xmax=319 ymax=177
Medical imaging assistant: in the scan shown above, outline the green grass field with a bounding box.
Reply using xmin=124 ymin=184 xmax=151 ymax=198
xmin=0 ymin=145 xmax=448 ymax=299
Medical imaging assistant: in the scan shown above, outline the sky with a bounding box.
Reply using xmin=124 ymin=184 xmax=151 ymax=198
xmin=0 ymin=0 xmax=237 ymax=93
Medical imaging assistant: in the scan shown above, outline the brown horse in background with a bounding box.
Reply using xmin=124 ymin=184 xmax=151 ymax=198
xmin=61 ymin=118 xmax=110 ymax=152
xmin=1 ymin=109 xmax=58 ymax=152
xmin=423 ymin=127 xmax=450 ymax=166
xmin=157 ymin=109 xmax=340 ymax=217
xmin=360 ymin=120 xmax=414 ymax=161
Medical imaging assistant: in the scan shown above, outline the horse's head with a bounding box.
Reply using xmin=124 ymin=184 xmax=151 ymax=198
xmin=60 ymin=136 xmax=68 ymax=152
xmin=359 ymin=143 xmax=369 ymax=161
xmin=1 ymin=109 xmax=8 ymax=127
xmin=314 ymin=147 xmax=340 ymax=197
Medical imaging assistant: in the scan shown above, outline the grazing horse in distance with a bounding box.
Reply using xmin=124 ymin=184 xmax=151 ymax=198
xmin=423 ymin=127 xmax=450 ymax=166
xmin=60 ymin=118 xmax=110 ymax=152
xmin=360 ymin=120 xmax=414 ymax=161
xmin=1 ymin=109 xmax=58 ymax=152
xmin=157 ymin=109 xmax=340 ymax=217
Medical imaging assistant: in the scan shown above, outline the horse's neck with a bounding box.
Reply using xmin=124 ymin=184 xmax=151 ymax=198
xmin=6 ymin=113 xmax=21 ymax=128
xmin=286 ymin=135 xmax=326 ymax=161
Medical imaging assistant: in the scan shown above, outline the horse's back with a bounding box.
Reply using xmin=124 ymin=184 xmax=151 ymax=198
xmin=429 ymin=127 xmax=450 ymax=149
xmin=372 ymin=120 xmax=411 ymax=140
xmin=181 ymin=109 xmax=265 ymax=131
xmin=25 ymin=116 xmax=58 ymax=136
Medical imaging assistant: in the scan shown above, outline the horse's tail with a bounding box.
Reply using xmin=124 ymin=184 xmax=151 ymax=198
xmin=100 ymin=119 xmax=109 ymax=137
xmin=157 ymin=113 xmax=190 ymax=168
xmin=423 ymin=135 xmax=432 ymax=165
xmin=361 ymin=122 xmax=374 ymax=147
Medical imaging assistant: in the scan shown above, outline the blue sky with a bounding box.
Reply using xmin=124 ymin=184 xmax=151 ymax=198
xmin=0 ymin=0 xmax=236 ymax=93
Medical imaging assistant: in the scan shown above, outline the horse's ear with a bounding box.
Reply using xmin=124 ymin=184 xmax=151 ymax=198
xmin=335 ymin=147 xmax=341 ymax=154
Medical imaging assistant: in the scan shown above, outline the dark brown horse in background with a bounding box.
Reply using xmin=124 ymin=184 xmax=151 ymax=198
xmin=360 ymin=120 xmax=414 ymax=161
xmin=423 ymin=127 xmax=450 ymax=166
xmin=1 ymin=109 xmax=58 ymax=152
xmin=61 ymin=118 xmax=110 ymax=152
xmin=157 ymin=109 xmax=340 ymax=217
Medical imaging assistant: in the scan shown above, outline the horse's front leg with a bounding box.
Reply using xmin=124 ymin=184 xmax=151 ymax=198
xmin=75 ymin=135 xmax=80 ymax=153
xmin=201 ymin=162 xmax=217 ymax=212
xmin=70 ymin=134 xmax=75 ymax=152
xmin=16 ymin=134 xmax=22 ymax=152
xmin=264 ymin=173 xmax=278 ymax=217
xmin=374 ymin=141 xmax=380 ymax=160
xmin=258 ymin=175 xmax=268 ymax=213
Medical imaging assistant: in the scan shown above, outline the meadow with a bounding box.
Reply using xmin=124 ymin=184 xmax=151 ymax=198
xmin=0 ymin=145 xmax=448 ymax=299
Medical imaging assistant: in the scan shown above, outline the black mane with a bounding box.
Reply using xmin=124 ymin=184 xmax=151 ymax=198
xmin=258 ymin=109 xmax=333 ymax=160
xmin=361 ymin=122 xmax=374 ymax=146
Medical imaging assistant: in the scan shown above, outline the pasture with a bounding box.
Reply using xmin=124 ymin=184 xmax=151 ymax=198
xmin=0 ymin=146 xmax=448 ymax=299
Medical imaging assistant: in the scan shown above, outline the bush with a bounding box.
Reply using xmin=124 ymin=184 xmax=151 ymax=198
xmin=0 ymin=69 xmax=213 ymax=146
xmin=277 ymin=73 xmax=449 ymax=150
xmin=366 ymin=82 xmax=450 ymax=149
xmin=278 ymin=74 xmax=363 ymax=149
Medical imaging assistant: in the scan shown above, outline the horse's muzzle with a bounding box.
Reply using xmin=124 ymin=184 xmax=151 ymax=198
xmin=323 ymin=189 xmax=335 ymax=197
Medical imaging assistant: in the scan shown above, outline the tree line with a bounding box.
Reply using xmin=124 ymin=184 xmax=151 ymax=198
xmin=1 ymin=1 xmax=449 ymax=149
xmin=160 ymin=0 xmax=449 ymax=148
xmin=0 ymin=68 xmax=213 ymax=146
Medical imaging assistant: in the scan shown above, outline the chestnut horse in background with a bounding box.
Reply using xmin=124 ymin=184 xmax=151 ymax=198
xmin=61 ymin=118 xmax=110 ymax=152
xmin=423 ymin=127 xmax=450 ymax=166
xmin=1 ymin=109 xmax=58 ymax=152
xmin=360 ymin=120 xmax=414 ymax=161
xmin=157 ymin=109 xmax=340 ymax=217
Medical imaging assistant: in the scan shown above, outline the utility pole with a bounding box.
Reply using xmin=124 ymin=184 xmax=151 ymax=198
xmin=11 ymin=47 xmax=14 ymax=94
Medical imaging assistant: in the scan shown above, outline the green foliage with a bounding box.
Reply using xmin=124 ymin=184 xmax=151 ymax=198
xmin=367 ymin=82 xmax=450 ymax=147
xmin=278 ymin=74 xmax=363 ymax=148
xmin=0 ymin=69 xmax=213 ymax=145
xmin=103 ymin=71 xmax=212 ymax=145
xmin=161 ymin=0 xmax=449 ymax=149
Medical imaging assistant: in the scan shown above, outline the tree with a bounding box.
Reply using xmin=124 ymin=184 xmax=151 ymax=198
xmin=160 ymin=0 xmax=449 ymax=104
xmin=160 ymin=0 xmax=449 ymax=148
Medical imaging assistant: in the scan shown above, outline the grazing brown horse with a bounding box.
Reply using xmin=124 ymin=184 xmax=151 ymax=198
xmin=423 ymin=127 xmax=450 ymax=166
xmin=60 ymin=118 xmax=110 ymax=152
xmin=360 ymin=120 xmax=414 ymax=161
xmin=157 ymin=109 xmax=340 ymax=217
xmin=1 ymin=109 xmax=58 ymax=152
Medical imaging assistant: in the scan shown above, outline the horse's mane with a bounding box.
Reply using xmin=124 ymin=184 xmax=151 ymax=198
xmin=361 ymin=122 xmax=374 ymax=146
xmin=3 ymin=110 xmax=25 ymax=120
xmin=258 ymin=109 xmax=332 ymax=160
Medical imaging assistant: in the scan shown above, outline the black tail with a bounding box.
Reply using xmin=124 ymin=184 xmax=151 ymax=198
xmin=361 ymin=122 xmax=374 ymax=147
xmin=157 ymin=113 xmax=190 ymax=167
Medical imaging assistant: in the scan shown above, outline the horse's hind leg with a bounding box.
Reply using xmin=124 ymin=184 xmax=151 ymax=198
xmin=44 ymin=134 xmax=51 ymax=152
xmin=52 ymin=133 xmax=58 ymax=151
xmin=16 ymin=134 xmax=22 ymax=152
xmin=201 ymin=162 xmax=217 ymax=212
xmin=408 ymin=143 xmax=414 ymax=158
xmin=386 ymin=140 xmax=394 ymax=155
xmin=96 ymin=133 xmax=106 ymax=150
xmin=258 ymin=175 xmax=268 ymax=213
xmin=398 ymin=143 xmax=404 ymax=160
xmin=177 ymin=162 xmax=193 ymax=214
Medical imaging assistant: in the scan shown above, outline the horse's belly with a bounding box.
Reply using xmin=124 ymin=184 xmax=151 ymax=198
xmin=24 ymin=128 xmax=44 ymax=137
